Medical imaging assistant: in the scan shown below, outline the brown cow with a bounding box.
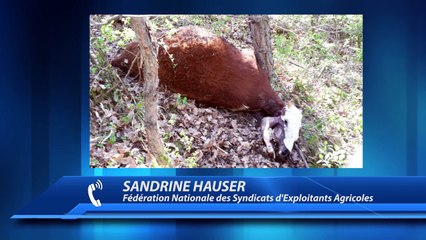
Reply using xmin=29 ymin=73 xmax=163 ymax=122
xmin=111 ymin=26 xmax=284 ymax=116
xmin=111 ymin=26 xmax=303 ymax=159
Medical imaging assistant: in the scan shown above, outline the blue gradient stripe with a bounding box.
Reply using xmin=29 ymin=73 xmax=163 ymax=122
xmin=12 ymin=176 xmax=426 ymax=219
xmin=10 ymin=203 xmax=426 ymax=219
xmin=12 ymin=213 xmax=426 ymax=220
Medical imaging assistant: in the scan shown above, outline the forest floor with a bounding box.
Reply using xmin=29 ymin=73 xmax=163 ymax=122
xmin=89 ymin=15 xmax=363 ymax=168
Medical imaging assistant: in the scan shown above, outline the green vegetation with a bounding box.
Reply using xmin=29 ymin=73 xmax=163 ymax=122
xmin=175 ymin=94 xmax=188 ymax=106
xmin=89 ymin=15 xmax=363 ymax=168
xmin=271 ymin=15 xmax=363 ymax=167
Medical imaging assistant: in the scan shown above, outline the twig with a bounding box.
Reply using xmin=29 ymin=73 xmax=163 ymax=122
xmin=101 ymin=129 xmax=114 ymax=143
xmin=94 ymin=77 xmax=118 ymax=103
xmin=317 ymin=64 xmax=329 ymax=79
xmin=288 ymin=60 xmax=306 ymax=69
xmin=113 ymin=71 xmax=137 ymax=105
xmin=91 ymin=15 xmax=122 ymax=27
xmin=93 ymin=65 xmax=110 ymax=80
xmin=294 ymin=142 xmax=309 ymax=168
xmin=216 ymin=146 xmax=228 ymax=155
xmin=123 ymin=48 xmax=140 ymax=80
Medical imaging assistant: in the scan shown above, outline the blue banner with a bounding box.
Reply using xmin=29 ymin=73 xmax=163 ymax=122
xmin=12 ymin=177 xmax=426 ymax=219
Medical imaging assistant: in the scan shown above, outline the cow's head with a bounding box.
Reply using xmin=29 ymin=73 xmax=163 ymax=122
xmin=261 ymin=102 xmax=303 ymax=159
xmin=280 ymin=102 xmax=303 ymax=153
xmin=110 ymin=42 xmax=140 ymax=77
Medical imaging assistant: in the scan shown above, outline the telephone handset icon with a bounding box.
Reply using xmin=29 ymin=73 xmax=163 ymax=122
xmin=88 ymin=180 xmax=103 ymax=207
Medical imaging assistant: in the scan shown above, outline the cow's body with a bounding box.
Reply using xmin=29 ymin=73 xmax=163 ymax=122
xmin=111 ymin=26 xmax=303 ymax=161
xmin=111 ymin=26 xmax=284 ymax=116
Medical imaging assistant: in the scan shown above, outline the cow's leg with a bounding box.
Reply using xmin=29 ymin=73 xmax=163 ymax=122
xmin=261 ymin=116 xmax=282 ymax=159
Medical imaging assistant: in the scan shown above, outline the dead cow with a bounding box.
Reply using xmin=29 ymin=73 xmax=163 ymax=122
xmin=110 ymin=26 xmax=302 ymax=159
xmin=111 ymin=26 xmax=284 ymax=116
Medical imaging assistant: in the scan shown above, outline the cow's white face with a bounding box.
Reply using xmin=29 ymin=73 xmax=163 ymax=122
xmin=281 ymin=103 xmax=302 ymax=152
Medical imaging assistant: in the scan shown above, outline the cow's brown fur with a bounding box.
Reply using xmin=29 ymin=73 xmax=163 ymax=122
xmin=111 ymin=26 xmax=284 ymax=116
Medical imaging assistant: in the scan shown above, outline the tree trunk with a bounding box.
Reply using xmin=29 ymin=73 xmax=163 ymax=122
xmin=130 ymin=17 xmax=168 ymax=167
xmin=249 ymin=15 xmax=276 ymax=83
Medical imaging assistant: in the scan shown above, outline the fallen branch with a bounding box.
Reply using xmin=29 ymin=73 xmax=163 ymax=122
xmin=91 ymin=15 xmax=122 ymax=27
xmin=294 ymin=142 xmax=309 ymax=168
xmin=288 ymin=60 xmax=306 ymax=69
